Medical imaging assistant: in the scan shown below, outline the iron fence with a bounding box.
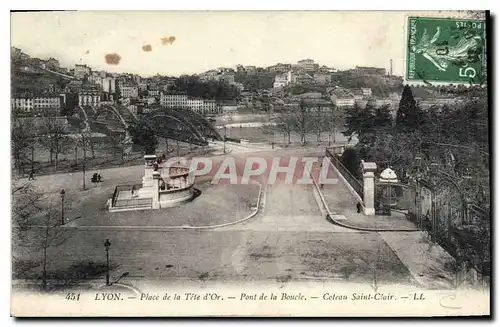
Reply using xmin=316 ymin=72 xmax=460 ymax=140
xmin=111 ymin=184 xmax=149 ymax=208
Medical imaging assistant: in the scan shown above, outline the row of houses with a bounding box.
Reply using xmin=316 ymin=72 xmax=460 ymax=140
xmin=11 ymin=93 xmax=63 ymax=113
xmin=159 ymin=94 xmax=222 ymax=115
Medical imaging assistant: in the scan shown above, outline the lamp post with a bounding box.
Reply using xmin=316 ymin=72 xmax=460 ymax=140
xmin=60 ymin=189 xmax=65 ymax=225
xmin=82 ymin=161 xmax=86 ymax=191
xmin=104 ymin=239 xmax=111 ymax=286
xmin=272 ymin=132 xmax=275 ymax=149
xmin=223 ymin=125 xmax=227 ymax=154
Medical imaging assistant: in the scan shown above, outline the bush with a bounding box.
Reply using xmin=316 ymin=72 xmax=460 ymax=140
xmin=341 ymin=148 xmax=361 ymax=179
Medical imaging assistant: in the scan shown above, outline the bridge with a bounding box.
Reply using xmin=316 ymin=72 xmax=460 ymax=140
xmin=82 ymin=104 xmax=221 ymax=145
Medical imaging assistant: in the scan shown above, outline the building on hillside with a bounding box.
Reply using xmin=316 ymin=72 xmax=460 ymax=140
xmin=11 ymin=96 xmax=34 ymax=112
xmin=78 ymin=86 xmax=101 ymax=107
xmin=295 ymin=92 xmax=323 ymax=99
xmin=222 ymin=102 xmax=238 ymax=116
xmin=297 ymin=59 xmax=318 ymax=72
xmin=199 ymin=70 xmax=218 ymax=82
xmin=313 ymin=73 xmax=331 ymax=85
xmin=362 ymin=88 xmax=373 ymax=97
xmin=101 ymin=77 xmax=116 ymax=94
xmin=120 ymin=85 xmax=139 ymax=99
xmin=353 ymin=89 xmax=364 ymax=101
xmin=128 ymin=104 xmax=138 ymax=115
xmin=160 ymin=94 xmax=188 ymax=107
xmin=45 ymin=58 xmax=60 ymax=70
xmin=65 ymin=80 xmax=84 ymax=93
xmin=148 ymin=87 xmax=160 ymax=97
xmin=295 ymin=73 xmax=314 ymax=84
xmin=160 ymin=94 xmax=221 ymax=114
xmin=11 ymin=47 xmax=30 ymax=61
xmin=74 ymin=64 xmax=91 ymax=79
xmin=283 ymin=100 xmax=300 ymax=112
xmin=11 ymin=93 xmax=63 ymax=114
xmin=268 ymin=63 xmax=292 ymax=73
xmin=244 ymin=66 xmax=257 ymax=75
xmin=273 ymin=73 xmax=289 ymax=88
xmin=88 ymin=74 xmax=102 ymax=85
xmin=303 ymin=99 xmax=334 ymax=112
xmin=354 ymin=66 xmax=387 ymax=76
xmin=330 ymin=87 xmax=356 ymax=108
xmin=217 ymin=74 xmax=235 ymax=85
xmin=138 ymin=82 xmax=148 ymax=92
xmin=201 ymin=100 xmax=219 ymax=115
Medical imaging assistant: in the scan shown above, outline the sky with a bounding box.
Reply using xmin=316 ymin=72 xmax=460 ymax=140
xmin=10 ymin=11 xmax=472 ymax=77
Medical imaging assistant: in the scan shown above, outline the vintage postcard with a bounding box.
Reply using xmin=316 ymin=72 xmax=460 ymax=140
xmin=10 ymin=10 xmax=490 ymax=317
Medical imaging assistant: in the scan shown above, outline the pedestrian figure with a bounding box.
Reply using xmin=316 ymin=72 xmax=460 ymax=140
xmin=131 ymin=186 xmax=136 ymax=197
xmin=356 ymin=202 xmax=362 ymax=213
xmin=28 ymin=170 xmax=35 ymax=181
xmin=97 ymin=174 xmax=102 ymax=182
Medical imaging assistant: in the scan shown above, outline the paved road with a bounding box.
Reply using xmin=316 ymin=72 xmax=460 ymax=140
xmin=13 ymin=147 xmax=416 ymax=288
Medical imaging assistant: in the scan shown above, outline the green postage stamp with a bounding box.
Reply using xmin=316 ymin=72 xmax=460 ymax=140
xmin=406 ymin=16 xmax=486 ymax=84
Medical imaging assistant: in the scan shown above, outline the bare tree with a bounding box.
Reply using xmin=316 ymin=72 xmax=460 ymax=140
xmin=12 ymin=180 xmax=44 ymax=246
xmin=327 ymin=105 xmax=342 ymax=145
xmin=73 ymin=130 xmax=96 ymax=190
xmin=311 ymin=105 xmax=325 ymax=145
xmin=37 ymin=204 xmax=67 ymax=290
xmin=11 ymin=118 xmax=35 ymax=175
xmin=293 ymin=100 xmax=311 ymax=146
xmin=276 ymin=112 xmax=294 ymax=145
xmin=39 ymin=117 xmax=70 ymax=170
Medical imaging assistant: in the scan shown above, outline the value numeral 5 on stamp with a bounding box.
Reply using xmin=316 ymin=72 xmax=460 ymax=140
xmin=406 ymin=16 xmax=486 ymax=84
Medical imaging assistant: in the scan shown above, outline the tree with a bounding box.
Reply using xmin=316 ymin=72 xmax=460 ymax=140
xmin=340 ymin=148 xmax=362 ymax=179
xmin=373 ymin=104 xmax=393 ymax=131
xmin=12 ymin=181 xmax=44 ymax=245
xmin=37 ymin=205 xmax=67 ymax=290
xmin=72 ymin=129 xmax=96 ymax=190
xmin=12 ymin=182 xmax=67 ymax=291
xmin=127 ymin=120 xmax=158 ymax=154
xmin=326 ymin=105 xmax=343 ymax=145
xmin=293 ymin=100 xmax=311 ymax=145
xmin=11 ymin=118 xmax=35 ymax=174
xmin=395 ymin=85 xmax=425 ymax=131
xmin=39 ymin=118 xmax=70 ymax=170
xmin=343 ymin=102 xmax=375 ymax=145
xmin=311 ymin=105 xmax=325 ymax=144
xmin=276 ymin=113 xmax=295 ymax=144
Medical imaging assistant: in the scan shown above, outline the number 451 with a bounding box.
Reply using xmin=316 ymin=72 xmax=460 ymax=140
xmin=65 ymin=293 xmax=81 ymax=301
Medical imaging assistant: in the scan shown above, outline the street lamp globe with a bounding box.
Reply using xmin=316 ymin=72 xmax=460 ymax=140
xmin=104 ymin=239 xmax=111 ymax=251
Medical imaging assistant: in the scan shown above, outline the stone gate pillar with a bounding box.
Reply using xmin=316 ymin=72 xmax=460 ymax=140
xmin=361 ymin=161 xmax=377 ymax=215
